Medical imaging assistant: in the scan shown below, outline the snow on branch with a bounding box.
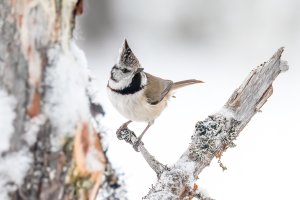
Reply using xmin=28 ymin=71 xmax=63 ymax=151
xmin=116 ymin=47 xmax=288 ymax=199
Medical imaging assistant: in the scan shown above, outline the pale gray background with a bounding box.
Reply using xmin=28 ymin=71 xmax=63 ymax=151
xmin=77 ymin=0 xmax=300 ymax=199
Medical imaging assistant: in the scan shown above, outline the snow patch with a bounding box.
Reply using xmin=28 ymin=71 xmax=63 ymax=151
xmin=23 ymin=114 xmax=46 ymax=146
xmin=175 ymin=160 xmax=195 ymax=187
xmin=218 ymin=107 xmax=236 ymax=119
xmin=0 ymin=149 xmax=32 ymax=200
xmin=175 ymin=159 xmax=195 ymax=172
xmin=0 ymin=89 xmax=16 ymax=153
xmin=44 ymin=41 xmax=91 ymax=150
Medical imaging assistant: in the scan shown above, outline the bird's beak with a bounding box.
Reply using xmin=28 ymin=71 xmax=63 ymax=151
xmin=135 ymin=68 xmax=144 ymax=74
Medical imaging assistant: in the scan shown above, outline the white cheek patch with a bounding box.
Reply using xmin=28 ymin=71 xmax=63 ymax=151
xmin=108 ymin=74 xmax=134 ymax=90
xmin=114 ymin=71 xmax=123 ymax=81
xmin=108 ymin=70 xmax=147 ymax=92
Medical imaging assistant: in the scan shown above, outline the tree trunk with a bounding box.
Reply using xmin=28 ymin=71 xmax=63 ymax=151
xmin=0 ymin=1 xmax=126 ymax=199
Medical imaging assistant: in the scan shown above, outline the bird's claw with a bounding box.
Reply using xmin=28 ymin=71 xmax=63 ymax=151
xmin=116 ymin=121 xmax=132 ymax=135
xmin=117 ymin=125 xmax=127 ymax=135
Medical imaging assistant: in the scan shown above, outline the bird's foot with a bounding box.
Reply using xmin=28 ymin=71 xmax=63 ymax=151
xmin=117 ymin=120 xmax=132 ymax=134
xmin=116 ymin=121 xmax=137 ymax=144
xmin=133 ymin=138 xmax=144 ymax=152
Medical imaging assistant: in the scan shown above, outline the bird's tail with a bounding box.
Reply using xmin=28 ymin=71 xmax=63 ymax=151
xmin=172 ymin=79 xmax=204 ymax=90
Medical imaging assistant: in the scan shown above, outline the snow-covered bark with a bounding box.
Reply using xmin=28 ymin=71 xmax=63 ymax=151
xmin=0 ymin=1 xmax=126 ymax=199
xmin=117 ymin=48 xmax=288 ymax=199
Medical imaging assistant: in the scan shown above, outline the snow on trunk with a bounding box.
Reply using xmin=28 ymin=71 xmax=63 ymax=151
xmin=0 ymin=1 xmax=127 ymax=199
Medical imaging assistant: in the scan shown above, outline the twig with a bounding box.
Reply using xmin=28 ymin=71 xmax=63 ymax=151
xmin=116 ymin=128 xmax=167 ymax=175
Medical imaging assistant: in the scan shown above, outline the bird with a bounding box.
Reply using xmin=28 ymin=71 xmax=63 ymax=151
xmin=107 ymin=39 xmax=203 ymax=151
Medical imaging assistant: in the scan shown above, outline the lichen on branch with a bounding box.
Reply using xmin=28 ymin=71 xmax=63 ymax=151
xmin=189 ymin=114 xmax=240 ymax=164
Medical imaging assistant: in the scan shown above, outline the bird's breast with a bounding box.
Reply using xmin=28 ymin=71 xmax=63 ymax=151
xmin=107 ymin=87 xmax=168 ymax=122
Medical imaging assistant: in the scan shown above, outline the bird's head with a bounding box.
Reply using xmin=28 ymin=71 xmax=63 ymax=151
xmin=110 ymin=39 xmax=144 ymax=82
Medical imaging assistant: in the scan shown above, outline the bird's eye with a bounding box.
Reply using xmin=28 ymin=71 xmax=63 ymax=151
xmin=121 ymin=68 xmax=130 ymax=73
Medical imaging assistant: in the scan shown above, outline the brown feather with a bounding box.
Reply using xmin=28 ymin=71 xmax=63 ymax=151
xmin=144 ymin=73 xmax=173 ymax=105
xmin=172 ymin=79 xmax=204 ymax=90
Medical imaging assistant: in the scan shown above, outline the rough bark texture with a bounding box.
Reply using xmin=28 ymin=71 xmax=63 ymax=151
xmin=117 ymin=48 xmax=288 ymax=199
xmin=0 ymin=1 xmax=127 ymax=199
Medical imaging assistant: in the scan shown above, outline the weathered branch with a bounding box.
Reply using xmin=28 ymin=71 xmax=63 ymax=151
xmin=116 ymin=48 xmax=288 ymax=199
xmin=117 ymin=129 xmax=167 ymax=175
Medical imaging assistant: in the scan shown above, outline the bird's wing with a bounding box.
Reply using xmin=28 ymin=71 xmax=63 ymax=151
xmin=144 ymin=73 xmax=173 ymax=105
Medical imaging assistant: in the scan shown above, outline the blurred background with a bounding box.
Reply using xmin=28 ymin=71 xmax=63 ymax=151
xmin=76 ymin=0 xmax=300 ymax=199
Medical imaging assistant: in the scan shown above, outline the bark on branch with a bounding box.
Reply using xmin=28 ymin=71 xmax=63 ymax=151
xmin=117 ymin=129 xmax=168 ymax=175
xmin=117 ymin=47 xmax=288 ymax=199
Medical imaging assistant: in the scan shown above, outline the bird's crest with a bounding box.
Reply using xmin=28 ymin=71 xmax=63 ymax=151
xmin=118 ymin=39 xmax=141 ymax=70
